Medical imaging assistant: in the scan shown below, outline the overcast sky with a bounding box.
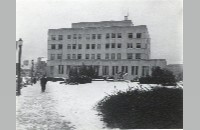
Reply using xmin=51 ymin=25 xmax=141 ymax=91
xmin=16 ymin=0 xmax=183 ymax=64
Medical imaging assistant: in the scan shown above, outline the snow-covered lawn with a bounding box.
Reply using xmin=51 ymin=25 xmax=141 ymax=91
xmin=48 ymin=81 xmax=135 ymax=130
xmin=48 ymin=81 xmax=183 ymax=130
xmin=16 ymin=81 xmax=183 ymax=130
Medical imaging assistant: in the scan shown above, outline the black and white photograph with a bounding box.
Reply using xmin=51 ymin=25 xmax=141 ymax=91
xmin=16 ymin=0 xmax=183 ymax=129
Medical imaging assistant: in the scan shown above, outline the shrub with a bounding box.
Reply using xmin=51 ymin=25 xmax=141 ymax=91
xmin=68 ymin=65 xmax=94 ymax=84
xmin=176 ymin=72 xmax=183 ymax=82
xmin=47 ymin=77 xmax=65 ymax=82
xmin=96 ymin=87 xmax=183 ymax=129
xmin=68 ymin=75 xmax=92 ymax=84
xmin=139 ymin=67 xmax=177 ymax=86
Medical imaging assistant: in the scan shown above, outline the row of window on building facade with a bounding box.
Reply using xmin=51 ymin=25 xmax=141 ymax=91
xmin=50 ymin=33 xmax=142 ymax=40
xmin=52 ymin=65 xmax=150 ymax=77
xmin=50 ymin=53 xmax=142 ymax=60
xmin=50 ymin=43 xmax=145 ymax=50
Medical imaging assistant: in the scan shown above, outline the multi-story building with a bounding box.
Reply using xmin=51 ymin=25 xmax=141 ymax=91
xmin=47 ymin=17 xmax=166 ymax=80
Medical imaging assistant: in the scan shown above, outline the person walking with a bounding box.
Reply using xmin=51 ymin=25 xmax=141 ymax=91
xmin=33 ymin=77 xmax=37 ymax=84
xmin=40 ymin=75 xmax=47 ymax=92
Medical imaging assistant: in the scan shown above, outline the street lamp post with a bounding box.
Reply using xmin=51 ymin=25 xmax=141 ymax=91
xmin=31 ymin=60 xmax=34 ymax=85
xmin=17 ymin=38 xmax=23 ymax=96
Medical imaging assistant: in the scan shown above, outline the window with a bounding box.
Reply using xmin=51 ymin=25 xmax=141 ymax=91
xmin=85 ymin=54 xmax=90 ymax=59
xmin=111 ymin=43 xmax=115 ymax=48
xmin=127 ymin=43 xmax=133 ymax=48
xmin=91 ymin=44 xmax=96 ymax=49
xmin=67 ymin=35 xmax=71 ymax=39
xmin=57 ymin=54 xmax=62 ymax=59
xmin=58 ymin=44 xmax=63 ymax=49
xmin=66 ymin=65 xmax=71 ymax=74
xmin=72 ymin=44 xmax=76 ymax=49
xmin=86 ymin=34 xmax=90 ymax=40
xmin=97 ymin=44 xmax=101 ymax=49
xmin=92 ymin=34 xmax=96 ymax=39
xmin=105 ymin=43 xmax=110 ymax=49
xmin=136 ymin=43 xmax=141 ymax=48
xmin=51 ymin=44 xmax=56 ymax=49
xmin=86 ymin=44 xmax=90 ymax=49
xmin=135 ymin=53 xmax=141 ymax=59
xmin=78 ymin=34 xmax=82 ymax=39
xmin=78 ymin=44 xmax=82 ymax=49
xmin=127 ymin=53 xmax=133 ymax=59
xmin=67 ymin=54 xmax=71 ymax=59
xmin=142 ymin=66 xmax=149 ymax=76
xmin=136 ymin=33 xmax=142 ymax=38
xmin=145 ymin=44 xmax=148 ymax=49
xmin=102 ymin=66 xmax=109 ymax=75
xmin=67 ymin=44 xmax=71 ymax=49
xmin=73 ymin=34 xmax=77 ymax=39
xmin=94 ymin=66 xmax=99 ymax=75
xmin=77 ymin=54 xmax=82 ymax=59
xmin=72 ymin=54 xmax=76 ymax=59
xmin=131 ymin=66 xmax=139 ymax=75
xmin=106 ymin=33 xmax=110 ymax=39
xmin=97 ymin=34 xmax=101 ymax=39
xmin=117 ymin=43 xmax=122 ymax=48
xmin=50 ymin=54 xmax=55 ymax=60
xmin=51 ymin=35 xmax=56 ymax=40
xmin=117 ymin=33 xmax=122 ymax=38
xmin=122 ymin=66 xmax=128 ymax=73
xmin=117 ymin=53 xmax=121 ymax=59
xmin=58 ymin=65 xmax=64 ymax=74
xmin=91 ymin=54 xmax=95 ymax=59
xmin=112 ymin=66 xmax=119 ymax=75
xmin=58 ymin=35 xmax=63 ymax=40
xmin=112 ymin=33 xmax=116 ymax=38
xmin=97 ymin=54 xmax=101 ymax=59
xmin=111 ymin=53 xmax=115 ymax=59
xmin=50 ymin=66 xmax=54 ymax=75
xmin=105 ymin=53 xmax=109 ymax=59
xmin=128 ymin=33 xmax=133 ymax=38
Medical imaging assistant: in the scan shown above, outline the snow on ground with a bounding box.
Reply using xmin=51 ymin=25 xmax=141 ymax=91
xmin=16 ymin=81 xmax=183 ymax=130
xmin=16 ymin=83 xmax=74 ymax=130
xmin=48 ymin=81 xmax=183 ymax=130
xmin=48 ymin=81 xmax=137 ymax=130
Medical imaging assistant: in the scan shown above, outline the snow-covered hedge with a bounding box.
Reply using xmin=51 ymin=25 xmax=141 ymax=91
xmin=96 ymin=87 xmax=183 ymax=129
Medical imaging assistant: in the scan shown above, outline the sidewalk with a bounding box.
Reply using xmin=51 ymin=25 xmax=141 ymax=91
xmin=16 ymin=82 xmax=75 ymax=130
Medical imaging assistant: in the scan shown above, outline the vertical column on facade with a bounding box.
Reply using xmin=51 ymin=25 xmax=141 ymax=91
xmin=138 ymin=65 xmax=142 ymax=78
xmin=109 ymin=65 xmax=112 ymax=76
xmin=49 ymin=66 xmax=55 ymax=77
xmin=63 ymin=65 xmax=67 ymax=78
xmin=128 ymin=65 xmax=132 ymax=80
xmin=53 ymin=65 xmax=57 ymax=77
xmin=118 ymin=65 xmax=121 ymax=73
xmin=98 ymin=65 xmax=102 ymax=76
xmin=149 ymin=65 xmax=152 ymax=76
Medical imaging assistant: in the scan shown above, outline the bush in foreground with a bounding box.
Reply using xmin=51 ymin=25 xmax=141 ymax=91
xmin=96 ymin=87 xmax=183 ymax=129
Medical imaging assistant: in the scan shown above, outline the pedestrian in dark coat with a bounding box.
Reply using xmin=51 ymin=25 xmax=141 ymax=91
xmin=40 ymin=75 xmax=47 ymax=92
xmin=33 ymin=77 xmax=37 ymax=84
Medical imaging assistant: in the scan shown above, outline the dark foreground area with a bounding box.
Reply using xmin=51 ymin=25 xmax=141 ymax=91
xmin=96 ymin=87 xmax=183 ymax=129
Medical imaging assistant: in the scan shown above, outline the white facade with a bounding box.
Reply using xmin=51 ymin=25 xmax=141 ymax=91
xmin=47 ymin=19 xmax=166 ymax=80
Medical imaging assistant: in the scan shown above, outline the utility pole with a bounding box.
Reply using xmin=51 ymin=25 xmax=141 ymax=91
xmin=17 ymin=38 xmax=23 ymax=96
